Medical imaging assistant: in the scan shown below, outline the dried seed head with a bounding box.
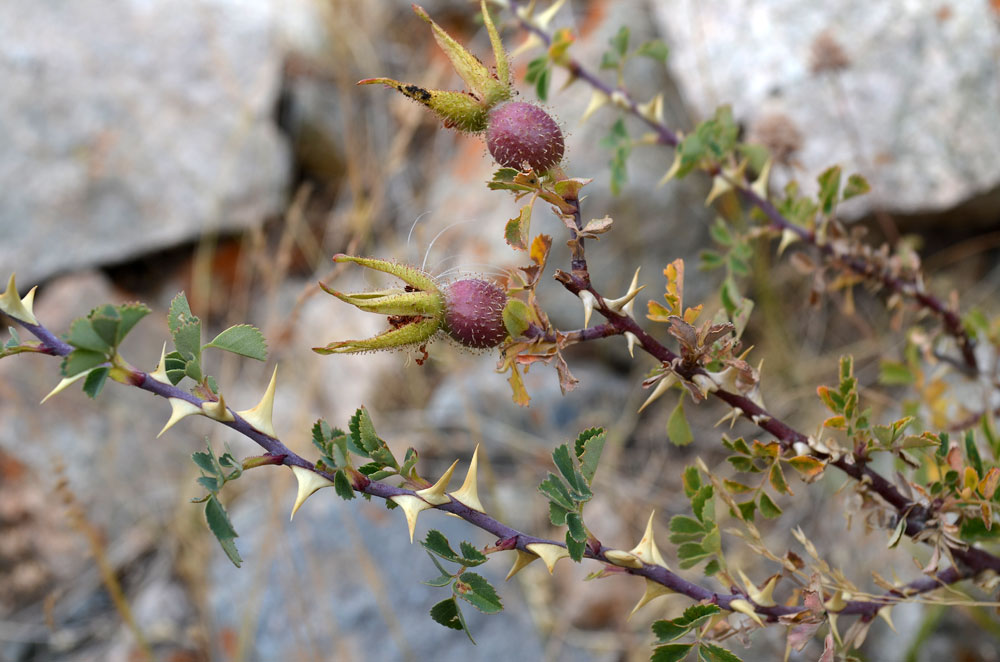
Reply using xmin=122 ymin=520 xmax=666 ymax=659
xmin=442 ymin=278 xmax=507 ymax=349
xmin=749 ymin=112 xmax=803 ymax=165
xmin=486 ymin=102 xmax=565 ymax=172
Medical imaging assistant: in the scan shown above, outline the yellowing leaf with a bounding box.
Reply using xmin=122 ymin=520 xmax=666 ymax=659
xmin=667 ymin=397 xmax=694 ymax=446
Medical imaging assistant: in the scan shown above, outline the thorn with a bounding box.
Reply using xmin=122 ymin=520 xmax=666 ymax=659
xmin=658 ymin=150 xmax=683 ymax=188
xmin=610 ymin=90 xmax=630 ymax=109
xmin=509 ymin=32 xmax=543 ymax=60
xmin=148 ymin=342 xmax=170 ymax=384
xmin=389 ymin=494 xmax=433 ymax=543
xmin=777 ymin=228 xmax=800 ymax=256
xmin=714 ymin=406 xmax=743 ymax=429
xmin=729 ymin=598 xmax=764 ymax=627
xmin=525 ymin=543 xmax=569 ymax=573
xmin=41 ymin=368 xmax=98 ymax=404
xmin=505 ymin=549 xmax=538 ymax=581
xmin=534 ymin=0 xmax=566 ymax=30
xmin=157 ymin=398 xmax=203 ymax=437
xmin=824 ymin=590 xmax=847 ymax=612
xmin=605 ymin=268 xmax=645 ymax=313
xmin=637 ymin=93 xmax=664 ymax=124
xmin=625 ymin=332 xmax=639 ymax=357
xmin=201 ymin=393 xmax=235 ymax=423
xmin=629 ymin=511 xmax=668 ymax=568
xmin=290 ymin=466 xmax=334 ymax=520
xmin=877 ymin=606 xmax=896 ymax=632
xmin=638 ymin=373 xmax=677 ymax=413
xmin=0 ymin=274 xmax=39 ymax=325
xmin=580 ymin=89 xmax=609 ymax=123
xmin=705 ymin=175 xmax=734 ymax=206
xmin=236 ymin=366 xmax=278 ymax=437
xmin=604 ymin=549 xmax=643 ymax=568
xmin=578 ymin=290 xmax=597 ymax=328
xmin=415 ymin=459 xmax=459 ymax=505
xmin=691 ymin=374 xmax=718 ymax=398
xmin=751 ymin=157 xmax=773 ymax=199
xmin=449 ymin=445 xmax=485 ymax=512
xmin=629 ymin=578 xmax=672 ymax=619
xmin=737 ymin=570 xmax=778 ymax=607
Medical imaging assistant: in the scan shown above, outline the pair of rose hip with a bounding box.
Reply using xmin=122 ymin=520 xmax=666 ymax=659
xmin=315 ymin=3 xmax=564 ymax=355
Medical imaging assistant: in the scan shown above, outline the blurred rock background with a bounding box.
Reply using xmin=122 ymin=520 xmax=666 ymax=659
xmin=1 ymin=0 xmax=998 ymax=660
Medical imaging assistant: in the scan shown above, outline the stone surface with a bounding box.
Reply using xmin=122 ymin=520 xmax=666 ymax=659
xmin=652 ymin=0 xmax=1000 ymax=217
xmin=0 ymin=0 xmax=291 ymax=285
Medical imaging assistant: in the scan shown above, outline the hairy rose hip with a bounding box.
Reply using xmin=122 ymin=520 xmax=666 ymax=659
xmin=486 ymin=102 xmax=565 ymax=172
xmin=442 ymin=278 xmax=508 ymax=349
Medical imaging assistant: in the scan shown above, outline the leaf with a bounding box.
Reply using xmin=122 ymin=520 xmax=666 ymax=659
xmin=667 ymin=397 xmax=694 ymax=446
xmin=566 ymin=512 xmax=587 ymax=542
xmin=787 ymin=456 xmax=825 ymax=480
xmin=677 ymin=542 xmax=711 ymax=569
xmin=333 ymin=470 xmax=355 ymax=500
xmin=652 ymin=604 xmax=722 ymax=642
xmin=421 ymin=530 xmax=486 ymax=567
xmin=887 ymin=516 xmax=906 ymax=549
xmin=205 ymin=495 xmax=242 ymax=567
xmin=651 ymin=643 xmax=695 ymax=662
xmin=549 ymin=502 xmax=569 ymax=526
xmin=965 ymin=431 xmax=984 ymax=478
xmin=610 ymin=26 xmax=630 ymax=56
xmin=566 ymin=533 xmax=586 ymax=562
xmin=842 ymin=173 xmax=871 ymax=200
xmin=65 ymin=317 xmax=112 ymax=353
xmin=116 ymin=303 xmax=151 ymax=343
xmin=691 ymin=485 xmax=714 ymax=523
xmin=768 ymin=463 xmax=792 ymax=495
xmin=455 ymin=572 xmax=503 ymax=614
xmin=581 ymin=216 xmax=613 ymax=236
xmin=758 ymin=492 xmax=782 ymax=519
xmin=816 ymin=165 xmax=842 ymax=215
xmin=429 ymin=597 xmax=465 ymax=633
xmin=698 ymin=642 xmax=742 ymax=662
xmin=670 ymin=515 xmax=706 ymax=536
xmin=459 ymin=541 xmax=487 ymax=565
xmin=82 ymin=366 xmax=110 ymax=399
xmin=192 ymin=449 xmax=218 ymax=476
xmin=204 ymin=325 xmax=267 ymax=361
xmin=502 ymin=298 xmax=533 ymax=338
xmin=635 ymin=39 xmax=669 ymax=62
xmin=574 ymin=427 xmax=606 ymax=485
xmin=61 ymin=349 xmax=108 ymax=377
xmin=552 ymin=444 xmax=588 ymax=497
xmin=682 ymin=466 xmax=701 ymax=497
xmin=423 ymin=552 xmax=455 ymax=587
xmin=504 ymin=205 xmax=532 ymax=251
xmin=538 ymin=473 xmax=576 ymax=511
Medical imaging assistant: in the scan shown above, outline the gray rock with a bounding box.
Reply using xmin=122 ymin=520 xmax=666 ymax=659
xmin=652 ymin=0 xmax=1000 ymax=217
xmin=0 ymin=0 xmax=290 ymax=285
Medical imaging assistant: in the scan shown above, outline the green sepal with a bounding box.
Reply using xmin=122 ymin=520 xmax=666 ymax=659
xmin=313 ymin=317 xmax=441 ymax=355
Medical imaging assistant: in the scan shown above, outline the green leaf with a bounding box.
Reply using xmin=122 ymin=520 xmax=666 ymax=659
xmin=610 ymin=26 xmax=630 ymax=56
xmin=966 ymin=430 xmax=984 ymax=478
xmin=333 ymin=470 xmax=355 ymax=500
xmin=192 ymin=449 xmax=218 ymax=476
xmin=698 ymin=642 xmax=742 ymax=662
xmin=423 ymin=552 xmax=455 ymax=588
xmin=669 ymin=515 xmax=706 ymax=536
xmin=651 ymin=643 xmax=694 ymax=662
xmin=459 ymin=541 xmax=487 ymax=565
xmin=709 ymin=218 xmax=732 ymax=246
xmin=455 ymin=572 xmax=503 ymax=614
xmin=502 ymin=298 xmax=532 ymax=338
xmin=691 ymin=485 xmax=714 ymax=523
xmin=842 ymin=173 xmax=871 ymax=200
xmin=552 ymin=444 xmax=588 ymax=498
xmin=758 ymin=492 xmax=782 ymax=518
xmin=429 ymin=597 xmax=465 ymax=632
xmin=677 ymin=542 xmax=711 ymax=569
xmin=600 ymin=50 xmax=620 ymax=70
xmin=652 ymin=604 xmax=722 ymax=642
xmin=205 ymin=495 xmax=241 ymax=567
xmin=682 ymin=466 xmax=701 ymax=497
xmin=736 ymin=499 xmax=756 ymax=522
xmin=816 ymin=165 xmax=842 ymax=215
xmin=539 ymin=473 xmax=576 ymax=511
xmin=116 ymin=303 xmax=151 ymax=343
xmin=168 ymin=293 xmax=202 ymax=363
xmin=82 ymin=366 xmax=110 ymax=398
xmin=61 ymin=349 xmax=108 ymax=377
xmin=575 ymin=427 xmax=606 ymax=485
xmin=635 ymin=39 xmax=669 ymax=62
xmin=204 ymin=325 xmax=267 ymax=361
xmin=65 ymin=318 xmax=112 ymax=353
xmin=566 ymin=532 xmax=586 ymax=562
xmin=566 ymin=511 xmax=587 ymax=542
xmin=768 ymin=463 xmax=791 ymax=495
xmin=421 ymin=530 xmax=486 ymax=567
xmin=667 ymin=397 xmax=694 ymax=446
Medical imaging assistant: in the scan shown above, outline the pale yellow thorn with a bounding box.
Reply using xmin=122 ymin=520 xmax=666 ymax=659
xmin=605 ymin=267 xmax=645 ymax=314
xmin=236 ymin=366 xmax=278 ymax=437
xmin=657 ymin=150 xmax=683 ymax=188
xmin=389 ymin=494 xmax=433 ymax=543
xmin=737 ymin=570 xmax=778 ymax=607
xmin=201 ymin=393 xmax=235 ymax=423
xmin=751 ymin=157 xmax=774 ymax=199
xmin=877 ymin=606 xmax=896 ymax=632
xmin=290 ymin=465 xmax=334 ymax=520
xmin=148 ymin=342 xmax=170 ymax=384
xmin=604 ymin=549 xmax=643 ymax=568
xmin=0 ymin=274 xmax=38 ymax=325
xmin=729 ymin=598 xmax=764 ymax=627
xmin=629 ymin=511 xmax=669 ymax=568
xmin=609 ymin=91 xmax=631 ymax=110
xmin=157 ymin=398 xmax=203 ymax=437
xmin=449 ymin=445 xmax=485 ymax=512
xmin=824 ymin=590 xmax=847 ymax=612
xmin=525 ymin=542 xmax=569 ymax=573
xmin=625 ymin=332 xmax=639 ymax=358
xmin=714 ymin=406 xmax=743 ymax=429
xmin=505 ymin=549 xmax=538 ymax=581
xmin=777 ymin=228 xmax=800 ymax=256
xmin=509 ymin=32 xmax=543 ymax=59
xmin=415 ymin=459 xmax=460 ymax=506
xmin=705 ymin=176 xmax=734 ymax=206
xmin=41 ymin=368 xmax=98 ymax=404
xmin=629 ymin=578 xmax=672 ymax=619
xmin=580 ymin=89 xmax=609 ymax=123
xmin=638 ymin=373 xmax=677 ymax=414
xmin=579 ymin=290 xmax=597 ymax=329
xmin=637 ymin=93 xmax=664 ymax=124
xmin=534 ymin=0 xmax=566 ymax=30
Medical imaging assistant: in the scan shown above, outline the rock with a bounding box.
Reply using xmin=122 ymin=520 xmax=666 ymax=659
xmin=652 ymin=1 xmax=1000 ymax=218
xmin=0 ymin=0 xmax=290 ymax=285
